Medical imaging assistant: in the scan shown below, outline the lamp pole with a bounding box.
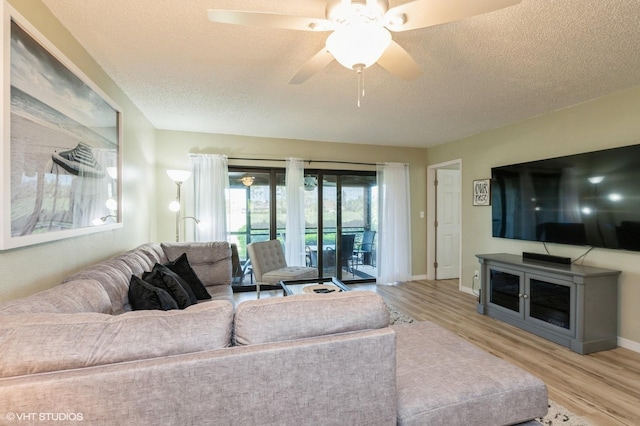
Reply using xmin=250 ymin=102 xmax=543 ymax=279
xmin=167 ymin=169 xmax=192 ymax=243
xmin=175 ymin=180 xmax=182 ymax=242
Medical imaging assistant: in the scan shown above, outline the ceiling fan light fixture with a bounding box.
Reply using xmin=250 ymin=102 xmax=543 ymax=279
xmin=304 ymin=176 xmax=318 ymax=191
xmin=208 ymin=0 xmax=519 ymax=88
xmin=325 ymin=23 xmax=391 ymax=70
xmin=240 ymin=174 xmax=255 ymax=186
xmin=327 ymin=0 xmax=388 ymax=25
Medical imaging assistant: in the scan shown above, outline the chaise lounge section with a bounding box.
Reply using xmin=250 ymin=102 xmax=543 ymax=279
xmin=0 ymin=242 xmax=547 ymax=425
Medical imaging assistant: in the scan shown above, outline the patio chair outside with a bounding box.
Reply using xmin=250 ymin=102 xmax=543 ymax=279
xmin=354 ymin=230 xmax=376 ymax=268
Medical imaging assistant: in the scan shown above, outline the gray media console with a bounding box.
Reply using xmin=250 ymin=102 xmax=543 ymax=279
xmin=476 ymin=253 xmax=620 ymax=354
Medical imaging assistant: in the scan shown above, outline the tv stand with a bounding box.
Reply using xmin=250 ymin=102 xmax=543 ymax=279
xmin=476 ymin=253 xmax=620 ymax=354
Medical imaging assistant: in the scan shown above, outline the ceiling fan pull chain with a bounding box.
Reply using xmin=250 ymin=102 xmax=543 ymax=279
xmin=357 ymin=68 xmax=362 ymax=107
xmin=355 ymin=63 xmax=365 ymax=107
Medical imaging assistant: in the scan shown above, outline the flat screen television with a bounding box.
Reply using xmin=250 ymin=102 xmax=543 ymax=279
xmin=491 ymin=143 xmax=640 ymax=252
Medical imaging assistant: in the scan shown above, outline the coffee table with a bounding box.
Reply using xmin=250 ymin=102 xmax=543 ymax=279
xmin=280 ymin=277 xmax=350 ymax=296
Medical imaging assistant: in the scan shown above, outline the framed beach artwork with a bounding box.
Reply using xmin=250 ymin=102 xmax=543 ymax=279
xmin=1 ymin=4 xmax=122 ymax=250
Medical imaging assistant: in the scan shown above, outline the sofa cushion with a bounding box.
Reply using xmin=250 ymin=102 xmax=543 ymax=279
xmin=161 ymin=242 xmax=232 ymax=287
xmin=142 ymin=266 xmax=194 ymax=309
xmin=128 ymin=276 xmax=179 ymax=311
xmin=61 ymin=243 xmax=233 ymax=313
xmin=261 ymin=266 xmax=318 ymax=283
xmin=113 ymin=254 xmax=149 ymax=277
xmin=393 ymin=321 xmax=548 ymax=426
xmin=135 ymin=242 xmax=168 ymax=265
xmin=205 ymin=284 xmax=234 ymax=301
xmin=234 ymin=290 xmax=389 ymax=345
xmin=63 ymin=260 xmax=133 ymax=315
xmin=0 ymin=280 xmax=112 ymax=315
xmin=163 ymin=253 xmax=211 ymax=300
xmin=0 ymin=300 xmax=234 ymax=378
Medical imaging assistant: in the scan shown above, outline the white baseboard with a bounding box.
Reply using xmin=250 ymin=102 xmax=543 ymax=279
xmin=618 ymin=337 xmax=640 ymax=353
xmin=459 ymin=285 xmax=476 ymax=296
xmin=411 ymin=274 xmax=427 ymax=281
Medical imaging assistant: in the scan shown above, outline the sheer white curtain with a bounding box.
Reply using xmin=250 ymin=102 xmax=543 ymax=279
xmin=376 ymin=162 xmax=412 ymax=285
xmin=187 ymin=154 xmax=228 ymax=242
xmin=285 ymin=158 xmax=306 ymax=266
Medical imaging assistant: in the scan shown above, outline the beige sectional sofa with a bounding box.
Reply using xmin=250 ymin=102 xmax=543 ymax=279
xmin=0 ymin=242 xmax=548 ymax=425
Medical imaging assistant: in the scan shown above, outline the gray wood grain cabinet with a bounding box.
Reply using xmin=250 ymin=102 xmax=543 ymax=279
xmin=476 ymin=253 xmax=620 ymax=354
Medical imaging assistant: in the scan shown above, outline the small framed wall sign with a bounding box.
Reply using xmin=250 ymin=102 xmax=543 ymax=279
xmin=473 ymin=179 xmax=491 ymax=206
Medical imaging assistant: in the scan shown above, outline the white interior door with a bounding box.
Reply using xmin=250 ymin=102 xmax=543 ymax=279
xmin=436 ymin=168 xmax=460 ymax=279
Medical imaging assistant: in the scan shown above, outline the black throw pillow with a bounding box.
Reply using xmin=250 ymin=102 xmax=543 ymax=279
xmin=142 ymin=267 xmax=194 ymax=309
xmin=128 ymin=275 xmax=178 ymax=311
xmin=164 ymin=253 xmax=211 ymax=300
xmin=150 ymin=263 xmax=198 ymax=305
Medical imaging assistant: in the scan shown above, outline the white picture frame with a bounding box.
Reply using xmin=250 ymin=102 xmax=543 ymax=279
xmin=1 ymin=3 xmax=122 ymax=250
xmin=473 ymin=178 xmax=491 ymax=206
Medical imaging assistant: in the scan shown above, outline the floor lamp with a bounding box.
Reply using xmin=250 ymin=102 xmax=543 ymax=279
xmin=167 ymin=169 xmax=192 ymax=242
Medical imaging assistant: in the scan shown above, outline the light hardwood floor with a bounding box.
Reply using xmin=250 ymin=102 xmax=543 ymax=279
xmin=366 ymin=279 xmax=640 ymax=426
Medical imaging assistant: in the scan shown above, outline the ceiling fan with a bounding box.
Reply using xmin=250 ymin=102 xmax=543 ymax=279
xmin=207 ymin=0 xmax=520 ymax=103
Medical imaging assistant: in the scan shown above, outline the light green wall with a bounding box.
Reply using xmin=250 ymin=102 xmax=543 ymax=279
xmin=0 ymin=0 xmax=157 ymax=301
xmin=155 ymin=131 xmax=428 ymax=277
xmin=427 ymin=85 xmax=640 ymax=346
xmin=3 ymin=0 xmax=638 ymax=350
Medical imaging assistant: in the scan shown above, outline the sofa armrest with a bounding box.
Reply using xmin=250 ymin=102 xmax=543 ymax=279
xmin=0 ymin=279 xmax=112 ymax=315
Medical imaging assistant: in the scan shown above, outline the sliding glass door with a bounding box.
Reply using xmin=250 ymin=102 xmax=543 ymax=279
xmin=341 ymin=174 xmax=377 ymax=280
xmin=229 ymin=167 xmax=376 ymax=283
xmin=227 ymin=170 xmax=272 ymax=262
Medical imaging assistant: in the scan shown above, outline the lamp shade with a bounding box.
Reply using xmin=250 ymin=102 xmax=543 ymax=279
xmin=326 ymin=23 xmax=391 ymax=70
xmin=167 ymin=169 xmax=192 ymax=183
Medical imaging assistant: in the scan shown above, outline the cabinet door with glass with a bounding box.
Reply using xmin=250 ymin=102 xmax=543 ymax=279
xmin=488 ymin=266 xmax=524 ymax=314
xmin=487 ymin=265 xmax=576 ymax=337
xmin=525 ymin=273 xmax=575 ymax=336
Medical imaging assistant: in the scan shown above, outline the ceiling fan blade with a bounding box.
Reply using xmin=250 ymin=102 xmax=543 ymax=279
xmin=207 ymin=10 xmax=331 ymax=31
xmin=376 ymin=41 xmax=423 ymax=81
xmin=289 ymin=48 xmax=335 ymax=84
xmin=385 ymin=0 xmax=520 ymax=32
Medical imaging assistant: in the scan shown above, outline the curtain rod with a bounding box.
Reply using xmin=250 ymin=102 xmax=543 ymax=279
xmin=226 ymin=157 xmax=377 ymax=167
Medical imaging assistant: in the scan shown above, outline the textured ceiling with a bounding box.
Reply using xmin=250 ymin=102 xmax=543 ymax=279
xmin=41 ymin=0 xmax=640 ymax=148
